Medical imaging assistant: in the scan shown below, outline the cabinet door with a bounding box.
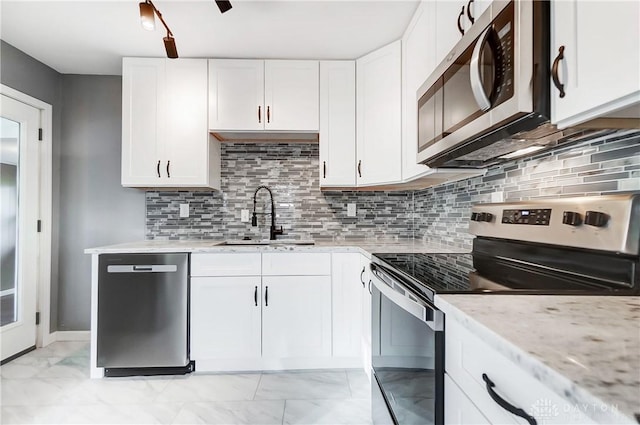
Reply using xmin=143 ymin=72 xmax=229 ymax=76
xmin=208 ymin=59 xmax=264 ymax=131
xmin=319 ymin=61 xmax=357 ymax=187
xmin=190 ymin=277 xmax=261 ymax=360
xmin=402 ymin=2 xmax=436 ymax=181
xmin=331 ymin=253 xmax=363 ymax=358
xmin=445 ymin=374 xmax=490 ymax=425
xmin=164 ymin=59 xmax=210 ymax=185
xmin=356 ymin=41 xmax=402 ymax=186
xmin=121 ymin=58 xmax=165 ymax=186
xmin=264 ymin=60 xmax=319 ymax=131
xmin=551 ymin=1 xmax=640 ymax=128
xmin=360 ymin=255 xmax=372 ymax=381
xmin=435 ymin=1 xmax=466 ymax=66
xmin=470 ymin=0 xmax=492 ymax=22
xmin=262 ymin=276 xmax=331 ymax=358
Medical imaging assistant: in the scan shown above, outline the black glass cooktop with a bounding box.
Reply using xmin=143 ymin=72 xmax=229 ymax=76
xmin=372 ymin=253 xmax=475 ymax=295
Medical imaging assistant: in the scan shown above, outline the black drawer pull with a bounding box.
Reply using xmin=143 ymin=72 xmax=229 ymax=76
xmin=254 ymin=286 xmax=258 ymax=306
xmin=482 ymin=374 xmax=537 ymax=425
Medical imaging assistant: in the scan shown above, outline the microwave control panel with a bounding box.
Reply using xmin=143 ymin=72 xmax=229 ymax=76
xmin=501 ymin=209 xmax=551 ymax=225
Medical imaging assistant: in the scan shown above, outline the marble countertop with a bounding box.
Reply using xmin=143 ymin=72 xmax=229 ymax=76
xmin=84 ymin=238 xmax=468 ymax=256
xmin=436 ymin=294 xmax=640 ymax=424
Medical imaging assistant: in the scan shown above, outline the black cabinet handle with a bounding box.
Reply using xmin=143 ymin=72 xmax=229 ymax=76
xmin=457 ymin=6 xmax=465 ymax=35
xmin=265 ymin=286 xmax=269 ymax=306
xmin=467 ymin=0 xmax=475 ymax=24
xmin=360 ymin=267 xmax=365 ymax=287
xmin=258 ymin=105 xmax=262 ymax=123
xmin=267 ymin=106 xmax=271 ymax=123
xmin=551 ymin=46 xmax=566 ymax=98
xmin=368 ymin=280 xmax=372 ymax=295
xmin=166 ymin=160 xmax=171 ymax=178
xmin=357 ymin=160 xmax=362 ymax=178
xmin=482 ymin=374 xmax=537 ymax=425
xmin=156 ymin=160 xmax=161 ymax=178
xmin=323 ymin=161 xmax=327 ymax=179
xmin=254 ymin=286 xmax=258 ymax=306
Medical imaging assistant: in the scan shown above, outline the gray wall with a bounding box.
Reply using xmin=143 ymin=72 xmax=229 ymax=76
xmin=1 ymin=41 xmax=145 ymax=331
xmin=58 ymin=75 xmax=145 ymax=330
xmin=1 ymin=40 xmax=63 ymax=332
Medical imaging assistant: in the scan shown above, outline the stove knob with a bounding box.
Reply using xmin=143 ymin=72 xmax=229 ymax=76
xmin=471 ymin=212 xmax=479 ymax=221
xmin=479 ymin=212 xmax=493 ymax=222
xmin=584 ymin=211 xmax=609 ymax=227
xmin=562 ymin=211 xmax=582 ymax=226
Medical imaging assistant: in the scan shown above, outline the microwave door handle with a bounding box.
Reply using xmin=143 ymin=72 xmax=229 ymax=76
xmin=470 ymin=26 xmax=493 ymax=111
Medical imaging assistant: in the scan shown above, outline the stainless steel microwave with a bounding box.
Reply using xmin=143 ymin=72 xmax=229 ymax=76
xmin=417 ymin=0 xmax=561 ymax=168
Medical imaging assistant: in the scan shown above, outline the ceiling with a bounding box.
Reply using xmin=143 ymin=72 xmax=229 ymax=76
xmin=0 ymin=0 xmax=419 ymax=75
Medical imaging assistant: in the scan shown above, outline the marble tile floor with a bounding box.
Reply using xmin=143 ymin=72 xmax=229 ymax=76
xmin=0 ymin=342 xmax=372 ymax=425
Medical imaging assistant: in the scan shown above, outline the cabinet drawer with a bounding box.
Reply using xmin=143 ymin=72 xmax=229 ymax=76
xmin=262 ymin=253 xmax=331 ymax=276
xmin=191 ymin=253 xmax=261 ymax=276
xmin=446 ymin=319 xmax=595 ymax=425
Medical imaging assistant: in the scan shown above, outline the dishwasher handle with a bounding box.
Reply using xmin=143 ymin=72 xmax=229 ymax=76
xmin=107 ymin=265 xmax=178 ymax=273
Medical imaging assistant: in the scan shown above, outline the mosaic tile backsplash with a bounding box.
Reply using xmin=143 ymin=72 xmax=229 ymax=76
xmin=146 ymin=132 xmax=640 ymax=246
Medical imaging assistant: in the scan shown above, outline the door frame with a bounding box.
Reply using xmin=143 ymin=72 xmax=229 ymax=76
xmin=1 ymin=84 xmax=53 ymax=348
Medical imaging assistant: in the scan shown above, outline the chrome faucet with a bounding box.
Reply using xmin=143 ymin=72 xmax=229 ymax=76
xmin=251 ymin=185 xmax=284 ymax=240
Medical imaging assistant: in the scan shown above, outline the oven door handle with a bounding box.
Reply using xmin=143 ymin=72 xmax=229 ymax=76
xmin=370 ymin=267 xmax=443 ymax=332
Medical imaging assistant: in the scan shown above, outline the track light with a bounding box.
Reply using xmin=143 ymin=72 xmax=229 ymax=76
xmin=138 ymin=0 xmax=178 ymax=58
xmin=215 ymin=1 xmax=232 ymax=14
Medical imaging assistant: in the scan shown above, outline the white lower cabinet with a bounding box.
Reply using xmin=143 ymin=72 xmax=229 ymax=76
xmin=445 ymin=318 xmax=595 ymax=425
xmin=331 ymin=253 xmax=365 ymax=364
xmin=262 ymin=276 xmax=332 ymax=359
xmin=360 ymin=255 xmax=372 ymax=381
xmin=445 ymin=374 xmax=490 ymax=425
xmin=190 ymin=276 xmax=261 ymax=360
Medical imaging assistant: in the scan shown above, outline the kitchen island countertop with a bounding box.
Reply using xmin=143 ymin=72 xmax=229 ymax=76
xmin=436 ymin=294 xmax=640 ymax=424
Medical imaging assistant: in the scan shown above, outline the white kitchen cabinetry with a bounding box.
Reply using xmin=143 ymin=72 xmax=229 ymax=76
xmin=435 ymin=1 xmax=467 ymax=66
xmin=445 ymin=374 xmax=490 ymax=425
xmin=331 ymin=253 xmax=364 ymax=362
xmin=262 ymin=275 xmax=332 ymax=359
xmin=551 ymin=1 xmax=640 ymax=128
xmin=121 ymin=58 xmax=220 ymax=189
xmin=208 ymin=59 xmax=319 ymax=133
xmin=445 ymin=318 xmax=595 ymax=425
xmin=357 ymin=40 xmax=402 ymax=186
xmin=190 ymin=277 xmax=261 ymax=360
xmin=360 ymin=255 xmax=372 ymax=381
xmin=319 ymin=61 xmax=357 ymax=187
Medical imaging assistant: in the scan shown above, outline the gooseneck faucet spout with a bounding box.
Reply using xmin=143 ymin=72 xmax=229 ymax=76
xmin=251 ymin=185 xmax=284 ymax=240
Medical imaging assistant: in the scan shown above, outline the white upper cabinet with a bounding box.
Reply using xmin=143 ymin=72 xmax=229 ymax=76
xmin=356 ymin=40 xmax=403 ymax=186
xmin=435 ymin=1 xmax=467 ymax=66
xmin=319 ymin=61 xmax=357 ymax=187
xmin=122 ymin=58 xmax=220 ymax=189
xmin=208 ymin=59 xmax=319 ymax=133
xmin=402 ymin=2 xmax=436 ymax=181
xmin=208 ymin=60 xmax=264 ymax=131
xmin=551 ymin=1 xmax=640 ymax=128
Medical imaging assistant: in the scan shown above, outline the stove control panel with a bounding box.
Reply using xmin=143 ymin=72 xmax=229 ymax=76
xmin=501 ymin=209 xmax=551 ymax=225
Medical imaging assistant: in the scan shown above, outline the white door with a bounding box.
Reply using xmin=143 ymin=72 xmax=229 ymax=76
xmin=262 ymin=276 xmax=331 ymax=358
xmin=360 ymin=255 xmax=372 ymax=381
xmin=356 ymin=41 xmax=402 ymax=186
xmin=331 ymin=253 xmax=363 ymax=358
xmin=264 ymin=60 xmax=319 ymax=131
xmin=1 ymin=94 xmax=40 ymax=361
xmin=444 ymin=374 xmax=490 ymax=425
xmin=208 ymin=59 xmax=264 ymax=131
xmin=190 ymin=277 xmax=261 ymax=360
xmin=435 ymin=1 xmax=466 ymax=66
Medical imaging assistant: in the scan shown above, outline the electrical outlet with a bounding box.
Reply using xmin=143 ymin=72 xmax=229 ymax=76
xmin=347 ymin=203 xmax=357 ymax=217
xmin=241 ymin=209 xmax=250 ymax=222
xmin=179 ymin=203 xmax=189 ymax=218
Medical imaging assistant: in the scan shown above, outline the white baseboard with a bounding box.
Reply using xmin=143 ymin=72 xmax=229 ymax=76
xmin=47 ymin=331 xmax=91 ymax=343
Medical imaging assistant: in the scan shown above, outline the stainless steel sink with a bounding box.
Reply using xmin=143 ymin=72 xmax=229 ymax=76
xmin=221 ymin=239 xmax=315 ymax=246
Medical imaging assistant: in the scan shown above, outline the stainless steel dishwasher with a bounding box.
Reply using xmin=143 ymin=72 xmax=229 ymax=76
xmin=97 ymin=253 xmax=192 ymax=376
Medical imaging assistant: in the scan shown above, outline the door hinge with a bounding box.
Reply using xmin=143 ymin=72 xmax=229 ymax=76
xmin=37 ymin=220 xmax=42 ymax=233
xmin=36 ymin=312 xmax=40 ymax=325
xmin=38 ymin=128 xmax=43 ymax=141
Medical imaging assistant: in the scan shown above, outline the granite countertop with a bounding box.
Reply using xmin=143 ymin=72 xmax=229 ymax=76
xmin=84 ymin=238 xmax=469 ymax=256
xmin=436 ymin=294 xmax=640 ymax=424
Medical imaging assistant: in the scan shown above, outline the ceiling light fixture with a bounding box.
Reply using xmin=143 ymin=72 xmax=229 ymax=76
xmin=215 ymin=1 xmax=232 ymax=14
xmin=138 ymin=0 xmax=178 ymax=59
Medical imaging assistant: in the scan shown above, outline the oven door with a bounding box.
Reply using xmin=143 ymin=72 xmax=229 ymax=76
xmin=370 ymin=263 xmax=444 ymax=425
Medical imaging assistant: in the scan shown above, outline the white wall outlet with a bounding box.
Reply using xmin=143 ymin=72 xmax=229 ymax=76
xmin=241 ymin=209 xmax=250 ymax=222
xmin=491 ymin=191 xmax=504 ymax=203
xmin=179 ymin=203 xmax=189 ymax=218
xmin=347 ymin=203 xmax=357 ymax=217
